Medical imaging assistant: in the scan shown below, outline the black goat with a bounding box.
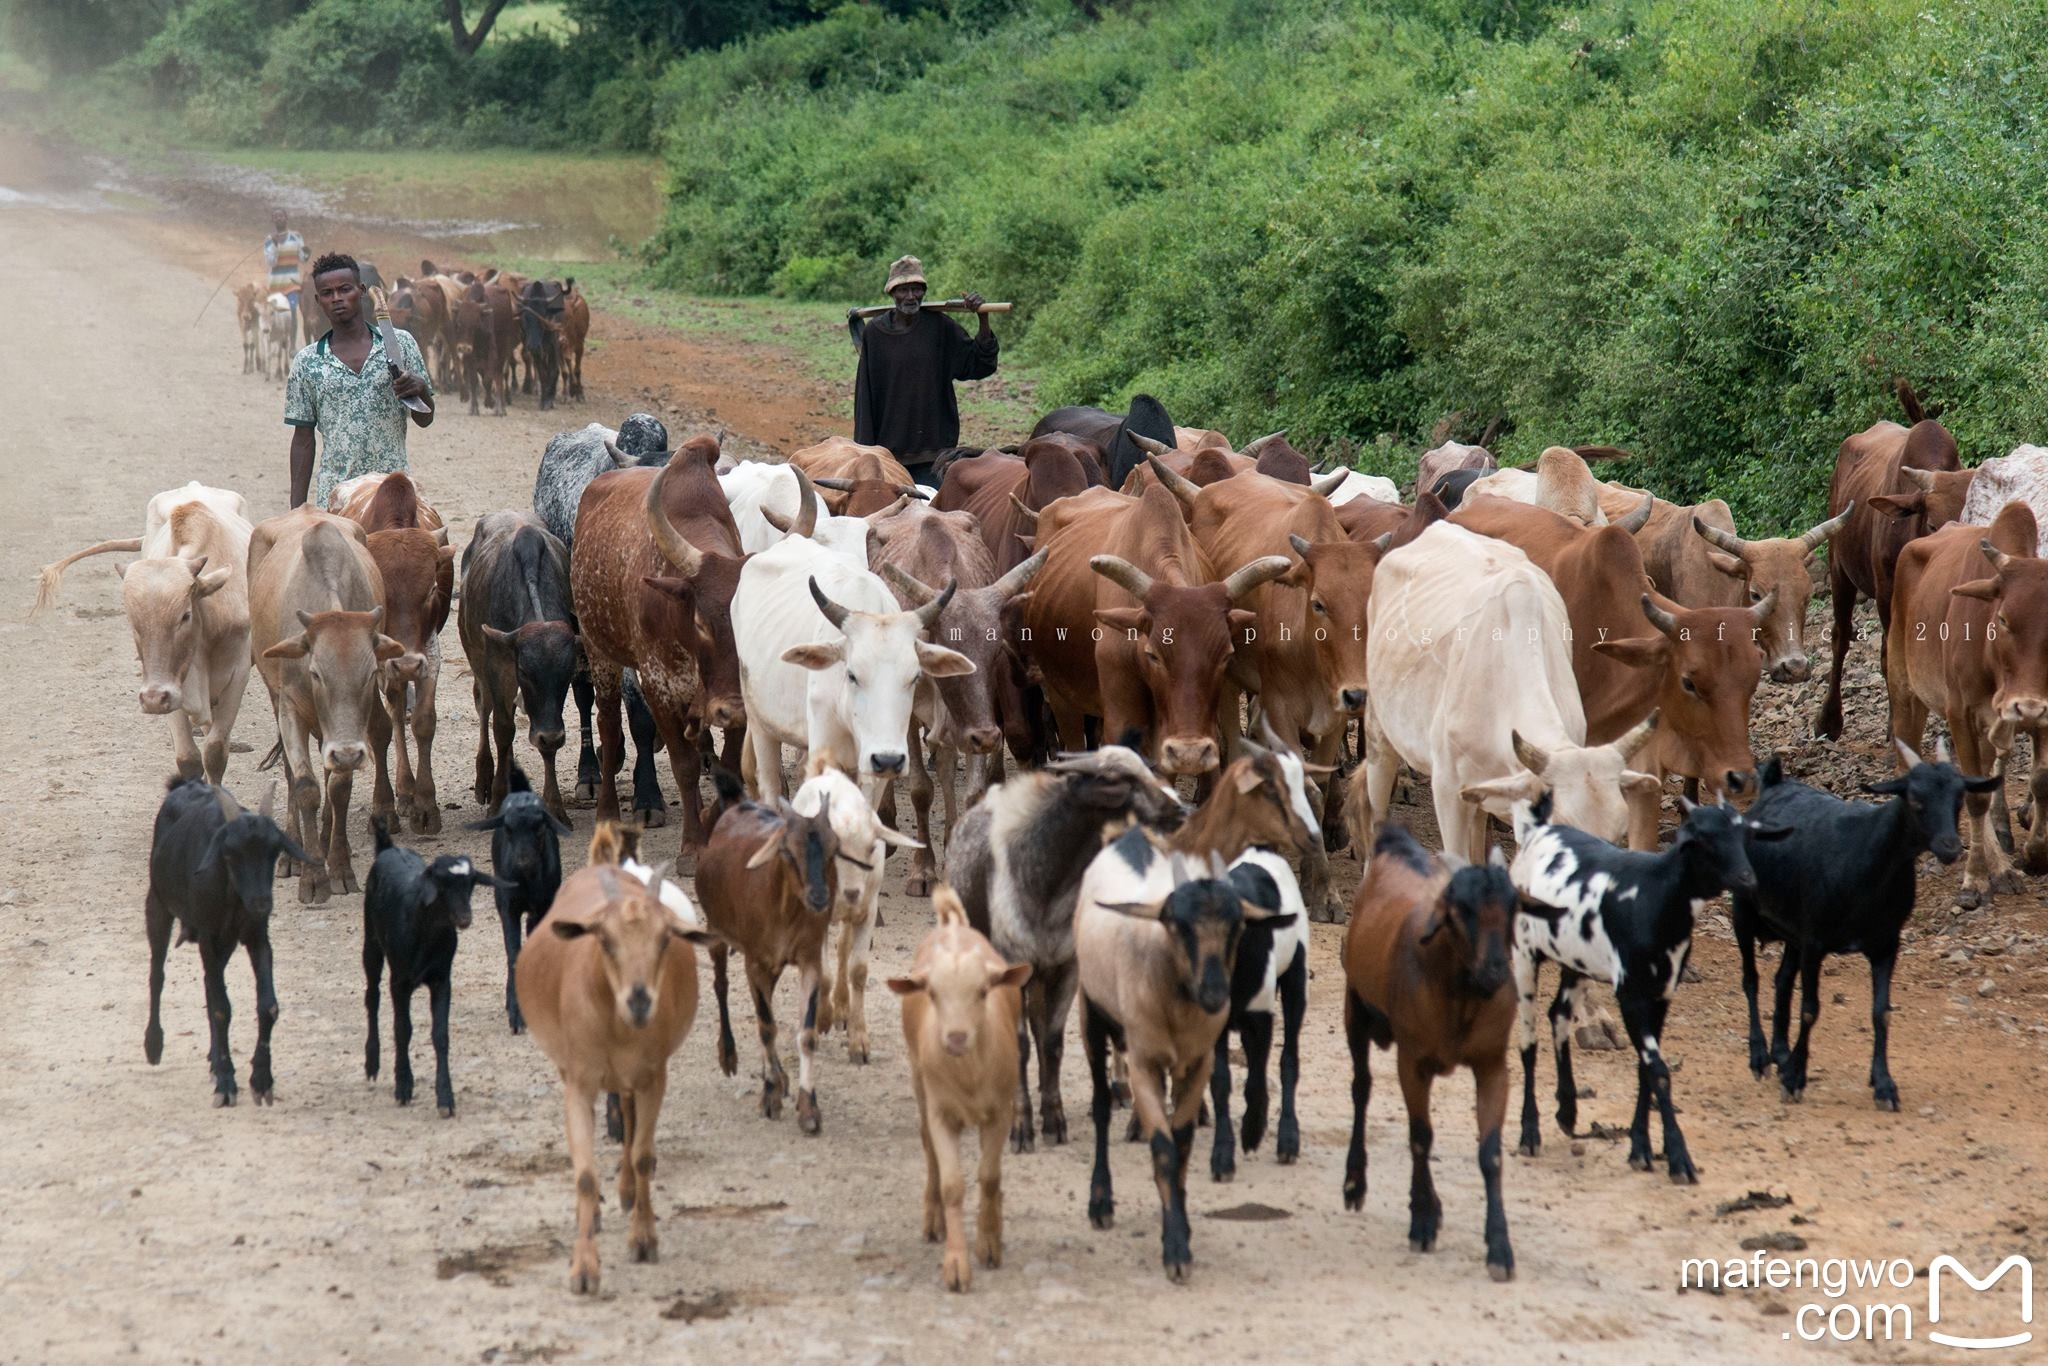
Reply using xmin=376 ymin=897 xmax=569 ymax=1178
xmin=362 ymin=818 xmax=505 ymax=1116
xmin=1508 ymin=792 xmax=1783 ymax=1183
xmin=1207 ymin=849 xmax=1309 ymax=1182
xmin=144 ymin=777 xmax=313 ymax=1107
xmin=472 ymin=764 xmax=569 ymax=1033
xmin=1735 ymin=740 xmax=1995 ymax=1110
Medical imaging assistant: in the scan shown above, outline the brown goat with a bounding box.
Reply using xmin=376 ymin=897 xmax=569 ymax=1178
xmin=694 ymin=770 xmax=848 ymax=1134
xmin=1341 ymin=825 xmax=1519 ymax=1281
xmin=888 ymin=886 xmax=1031 ymax=1291
xmin=515 ymin=824 xmax=712 ymax=1295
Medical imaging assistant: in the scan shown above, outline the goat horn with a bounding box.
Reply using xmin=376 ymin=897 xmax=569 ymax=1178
xmin=1692 ymin=516 xmax=1748 ymax=558
xmin=1893 ymin=736 xmax=1925 ymax=770
xmin=643 ymin=458 xmax=704 ymax=579
xmin=1090 ymin=554 xmax=1155 ymax=599
xmin=1240 ymin=430 xmax=1287 ymax=457
xmin=1511 ymin=731 xmax=1551 ymax=775
xmin=1142 ymin=451 xmax=1201 ymax=510
xmin=258 ymin=779 xmax=279 ymax=822
xmin=1799 ymin=502 xmax=1853 ymax=554
xmin=1902 ymin=466 xmax=1937 ymax=492
xmin=1614 ymin=491 xmax=1655 ymax=535
xmin=1935 ymin=735 xmax=1952 ymax=765
xmin=1748 ymin=587 xmax=1778 ymax=625
xmin=808 ymin=576 xmax=851 ymax=630
xmin=1222 ymin=555 xmax=1293 ymax=600
xmin=812 ymin=477 xmax=858 ymax=492
xmin=914 ymin=579 xmax=958 ymax=630
xmin=989 ymin=547 xmax=1049 ymax=600
xmin=1310 ymin=469 xmax=1349 ymax=498
xmin=1256 ymin=712 xmax=1288 ymax=755
xmin=1640 ymin=594 xmax=1682 ymax=638
xmin=1007 ymin=494 xmax=1040 ymax=530
xmin=1613 ymin=709 xmax=1661 ymax=760
xmin=880 ymin=563 xmax=940 ymax=607
xmin=213 ymin=786 xmax=242 ymax=825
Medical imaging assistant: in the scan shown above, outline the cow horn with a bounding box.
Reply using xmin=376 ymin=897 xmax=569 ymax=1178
xmin=1979 ymin=537 xmax=2013 ymax=573
xmin=1142 ymin=451 xmax=1201 ymax=510
xmin=1310 ymin=469 xmax=1349 ymax=498
xmin=258 ymin=779 xmax=279 ymax=822
xmin=1511 ymin=731 xmax=1550 ymax=775
xmin=914 ymin=579 xmax=958 ymax=630
xmin=791 ymin=466 xmax=821 ymax=539
xmin=643 ymin=458 xmax=704 ymax=579
xmin=881 ymin=563 xmax=940 ymax=607
xmin=1901 ymin=466 xmax=1937 ymax=492
xmin=1288 ymin=532 xmax=1314 ymax=559
xmin=1090 ymin=554 xmax=1155 ymax=599
xmin=1611 ymin=491 xmax=1654 ymax=535
xmin=1640 ymin=593 xmax=1682 ymax=638
xmin=1007 ymin=494 xmax=1040 ymax=530
xmin=894 ymin=483 xmax=931 ymax=500
xmin=1131 ymin=433 xmax=1173 ymax=458
xmin=1747 ymin=587 xmax=1778 ymax=624
xmin=1222 ymin=555 xmax=1293 ymax=600
xmin=1239 ymin=430 xmax=1287 ymax=458
xmin=1613 ymin=709 xmax=1660 ymax=760
xmin=989 ymin=547 xmax=1049 ymax=600
xmin=1799 ymin=502 xmax=1853 ymax=554
xmin=812 ymin=477 xmax=858 ymax=492
xmin=808 ymin=577 xmax=852 ymax=630
xmin=602 ymin=438 xmax=631 ymax=468
xmin=1692 ymin=515 xmax=1748 ymax=558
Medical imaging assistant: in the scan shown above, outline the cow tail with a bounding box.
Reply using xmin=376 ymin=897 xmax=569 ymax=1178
xmin=1895 ymin=377 xmax=1925 ymax=425
xmin=29 ymin=538 xmax=143 ymax=618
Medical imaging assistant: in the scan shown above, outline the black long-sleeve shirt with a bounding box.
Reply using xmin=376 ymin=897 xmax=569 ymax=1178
xmin=850 ymin=310 xmax=999 ymax=463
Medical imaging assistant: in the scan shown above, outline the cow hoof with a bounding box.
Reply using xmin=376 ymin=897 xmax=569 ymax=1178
xmin=639 ymin=806 xmax=667 ymax=830
xmin=1954 ymin=886 xmax=1986 ymax=910
xmin=1110 ymin=1078 xmax=1131 ymax=1109
xmin=904 ymin=876 xmax=932 ymax=899
xmin=847 ymin=1043 xmax=869 ymax=1065
xmin=574 ymin=782 xmax=598 ymax=803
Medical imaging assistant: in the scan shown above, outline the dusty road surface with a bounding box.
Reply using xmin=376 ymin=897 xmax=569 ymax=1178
xmin=2 ymin=144 xmax=2043 ymax=1366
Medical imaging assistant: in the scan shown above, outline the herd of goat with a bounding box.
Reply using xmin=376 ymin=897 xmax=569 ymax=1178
xmin=34 ymin=376 xmax=2047 ymax=1294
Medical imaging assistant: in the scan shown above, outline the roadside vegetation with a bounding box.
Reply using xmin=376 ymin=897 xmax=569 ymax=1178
xmin=9 ymin=0 xmax=2046 ymax=526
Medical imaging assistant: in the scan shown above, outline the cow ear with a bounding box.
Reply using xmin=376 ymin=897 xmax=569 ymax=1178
xmin=194 ymin=566 xmax=234 ymax=598
xmin=885 ymin=973 xmax=927 ymax=997
xmin=1226 ymin=608 xmax=1258 ymax=638
xmin=1093 ymin=606 xmax=1147 ymax=635
xmin=439 ymin=543 xmax=459 ymax=565
xmin=1590 ymin=636 xmax=1668 ymax=669
xmin=642 ymin=574 xmax=694 ymax=603
xmin=991 ymin=961 xmax=1033 ymax=991
xmin=1462 ymin=773 xmax=1540 ymax=807
xmin=1951 ymin=578 xmax=2000 ymax=601
xmin=1865 ymin=493 xmax=1923 ymax=520
xmin=263 ymin=634 xmax=311 ymax=661
xmin=915 ymin=642 xmax=975 ymax=678
xmin=373 ymin=634 xmax=407 ymax=662
xmin=782 ymin=641 xmax=845 ymax=671
xmin=1620 ymin=769 xmax=1664 ymax=797
xmin=1705 ymin=551 xmax=1745 ymax=579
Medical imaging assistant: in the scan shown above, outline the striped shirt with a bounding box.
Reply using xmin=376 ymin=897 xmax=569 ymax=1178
xmin=264 ymin=232 xmax=306 ymax=293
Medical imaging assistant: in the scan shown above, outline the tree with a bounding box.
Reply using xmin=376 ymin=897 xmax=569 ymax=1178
xmin=440 ymin=0 xmax=511 ymax=54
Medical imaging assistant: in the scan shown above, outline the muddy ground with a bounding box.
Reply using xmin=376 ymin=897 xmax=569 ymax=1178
xmin=1 ymin=130 xmax=2043 ymax=1364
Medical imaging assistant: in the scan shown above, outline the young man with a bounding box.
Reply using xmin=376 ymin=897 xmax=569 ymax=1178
xmin=263 ymin=211 xmax=309 ymax=342
xmin=283 ymin=253 xmax=434 ymax=510
xmin=846 ymin=255 xmax=998 ymax=486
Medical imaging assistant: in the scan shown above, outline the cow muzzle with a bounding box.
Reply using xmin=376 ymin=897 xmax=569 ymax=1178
xmin=705 ymin=696 xmax=745 ymax=730
xmin=965 ymin=725 xmax=1002 ymax=756
xmin=533 ymin=727 xmax=566 ymax=754
xmin=1159 ymin=736 xmax=1218 ymax=776
xmin=868 ymin=751 xmax=907 ymax=776
xmin=324 ymin=741 xmax=368 ymax=773
xmin=388 ymin=653 xmax=428 ymax=684
xmin=137 ymin=684 xmax=181 ymax=716
xmin=1768 ymin=655 xmax=1812 ymax=684
xmin=1999 ymin=697 xmax=2048 ymax=726
xmin=1339 ymin=687 xmax=1367 ymax=715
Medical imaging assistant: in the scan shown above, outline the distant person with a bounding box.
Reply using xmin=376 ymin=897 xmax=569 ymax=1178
xmin=846 ymin=255 xmax=998 ymax=486
xmin=263 ymin=211 xmax=309 ymax=342
xmin=284 ymin=253 xmax=434 ymax=510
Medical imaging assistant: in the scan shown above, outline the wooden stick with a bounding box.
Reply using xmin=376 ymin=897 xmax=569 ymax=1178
xmin=850 ymin=300 xmax=1013 ymax=319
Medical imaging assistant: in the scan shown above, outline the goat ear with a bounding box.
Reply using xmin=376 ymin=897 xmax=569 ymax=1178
xmin=469 ymin=813 xmax=506 ymax=831
xmin=991 ymin=962 xmax=1033 ymax=991
xmin=481 ymin=625 xmax=516 ymax=649
xmin=1962 ymin=772 xmax=2002 ymax=793
xmin=550 ymin=918 xmax=593 ymax=940
xmin=782 ymin=641 xmax=844 ymax=671
xmin=1746 ymin=822 xmax=1795 ymax=842
xmin=1589 ymin=636 xmax=1667 ymax=670
xmin=1233 ymin=765 xmax=1264 ymax=795
xmin=545 ymin=809 xmax=573 ymax=836
xmin=744 ymin=836 xmax=781 ymax=870
xmin=885 ymin=974 xmax=927 ymax=997
xmin=671 ymin=926 xmax=719 ymax=947
xmin=915 ymin=642 xmax=975 ymax=678
xmin=263 ymin=634 xmax=311 ymax=661
xmin=875 ymin=825 xmax=922 ymax=850
xmin=373 ymin=634 xmax=407 ymax=662
xmin=1097 ymin=898 xmax=1166 ymax=921
xmin=1862 ymin=776 xmax=1909 ymax=796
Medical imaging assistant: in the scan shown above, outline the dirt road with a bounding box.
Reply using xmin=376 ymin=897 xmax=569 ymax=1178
xmin=2 ymin=151 xmax=2042 ymax=1365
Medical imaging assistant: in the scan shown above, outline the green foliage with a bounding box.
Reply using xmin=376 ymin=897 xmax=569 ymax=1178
xmin=3 ymin=0 xmax=163 ymax=75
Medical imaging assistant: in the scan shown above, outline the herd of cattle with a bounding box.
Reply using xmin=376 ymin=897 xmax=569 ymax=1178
xmin=34 ymin=377 xmax=2048 ymax=1294
xmin=235 ymin=257 xmax=590 ymax=415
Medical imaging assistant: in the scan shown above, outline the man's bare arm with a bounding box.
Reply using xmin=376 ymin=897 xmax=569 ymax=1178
xmin=289 ymin=426 xmax=316 ymax=508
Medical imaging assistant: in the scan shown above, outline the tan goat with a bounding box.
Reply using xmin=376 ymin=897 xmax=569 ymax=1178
xmin=888 ymin=886 xmax=1031 ymax=1292
xmin=515 ymin=824 xmax=712 ymax=1295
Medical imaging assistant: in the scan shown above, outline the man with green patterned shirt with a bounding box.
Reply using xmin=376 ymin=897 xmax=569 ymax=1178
xmin=284 ymin=252 xmax=434 ymax=509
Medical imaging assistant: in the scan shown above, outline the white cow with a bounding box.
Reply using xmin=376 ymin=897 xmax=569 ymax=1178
xmin=33 ymin=482 xmax=255 ymax=784
xmin=791 ymin=763 xmax=920 ymax=1065
xmin=721 ymin=461 xmax=833 ymax=555
xmin=264 ymin=293 xmax=297 ymax=383
xmin=1318 ymin=470 xmax=1402 ymax=507
xmin=1462 ymin=446 xmax=1620 ymax=527
xmin=733 ymin=523 xmax=974 ymax=802
xmin=1960 ymin=443 xmax=2048 ymax=554
xmin=1354 ymin=522 xmax=1661 ymax=862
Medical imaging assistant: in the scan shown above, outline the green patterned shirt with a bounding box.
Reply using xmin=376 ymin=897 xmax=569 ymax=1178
xmin=284 ymin=327 xmax=433 ymax=508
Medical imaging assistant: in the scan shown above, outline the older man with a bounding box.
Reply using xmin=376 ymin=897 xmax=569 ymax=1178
xmin=846 ymin=255 xmax=999 ymax=486
xmin=283 ymin=253 xmax=434 ymax=509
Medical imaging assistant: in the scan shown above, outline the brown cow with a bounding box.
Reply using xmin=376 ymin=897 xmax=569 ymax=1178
xmin=1595 ymin=484 xmax=1851 ymax=684
xmin=448 ymin=280 xmax=504 ymax=417
xmin=870 ymin=503 xmax=1048 ymax=892
xmin=1452 ymin=496 xmax=1769 ymax=828
xmin=248 ymin=508 xmax=404 ymax=901
xmin=1021 ymin=482 xmax=1290 ymax=776
xmin=235 ymin=284 xmax=263 ymax=376
xmin=791 ymin=437 xmax=919 ymax=514
xmin=388 ymin=276 xmax=452 ymax=389
xmin=1336 ymin=488 xmax=1450 ymax=546
xmin=934 ymin=434 xmax=1097 ymax=574
xmin=1157 ymin=456 xmax=1384 ymax=915
xmin=1121 ymin=434 xmax=1344 ymax=498
xmin=560 ymin=280 xmax=590 ymax=403
xmin=1887 ymin=502 xmax=2048 ymax=906
xmin=1815 ymin=386 xmax=1969 ymax=739
xmin=570 ymin=436 xmax=748 ymax=844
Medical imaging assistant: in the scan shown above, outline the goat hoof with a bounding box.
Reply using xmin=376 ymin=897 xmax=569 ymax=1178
xmin=1671 ymin=1168 xmax=1699 ymax=1185
xmin=1211 ymin=1165 xmax=1234 ymax=1184
xmin=145 ymin=1028 xmax=164 ymax=1066
xmin=943 ymin=1250 xmax=971 ymax=1292
xmin=1011 ymin=1129 xmax=1034 ymax=1154
xmin=252 ymin=1087 xmax=274 ymax=1106
xmin=1409 ymin=1236 xmax=1436 ymax=1254
xmin=847 ymin=1042 xmax=868 ymax=1065
xmin=1110 ymin=1079 xmax=1131 ymax=1109
xmin=797 ymin=1091 xmax=821 ymax=1135
xmin=1628 ymin=1153 xmax=1652 ymax=1172
xmin=1488 ymin=1260 xmax=1515 ymax=1284
xmin=438 ymin=1105 xmax=454 ymax=1119
xmin=1343 ymin=1183 xmax=1364 ymax=1212
xmin=1954 ymin=886 xmax=1985 ymax=910
xmin=630 ymin=1237 xmax=658 ymax=1264
xmin=1874 ymin=1095 xmax=1900 ymax=1112
xmin=1780 ymin=1084 xmax=1804 ymax=1104
xmin=1164 ymin=1260 xmax=1191 ymax=1285
xmin=1515 ymin=1136 xmax=1540 ymax=1158
xmin=568 ymin=1266 xmax=599 ymax=1296
xmin=213 ymin=1089 xmax=235 ymax=1108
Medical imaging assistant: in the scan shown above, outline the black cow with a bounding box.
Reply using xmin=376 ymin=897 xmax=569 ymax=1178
xmin=143 ymin=777 xmax=313 ymax=1107
xmin=1207 ymin=850 xmax=1308 ymax=1182
xmin=520 ymin=279 xmax=565 ymax=411
xmin=459 ymin=511 xmax=579 ymax=821
xmin=1734 ymin=741 xmax=1995 ymax=1109
xmin=1430 ymin=467 xmax=1488 ymax=510
xmin=473 ymin=763 xmax=569 ymax=1034
xmin=532 ymin=416 xmax=675 ymax=823
xmin=1032 ymin=394 xmax=1176 ymax=491
xmin=362 ymin=818 xmax=505 ymax=1116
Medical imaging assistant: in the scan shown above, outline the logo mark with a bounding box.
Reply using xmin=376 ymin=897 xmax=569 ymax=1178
xmin=1928 ymin=1254 xmax=2033 ymax=1351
